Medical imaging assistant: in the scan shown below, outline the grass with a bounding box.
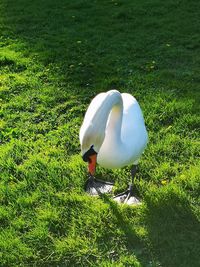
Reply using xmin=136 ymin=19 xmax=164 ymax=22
xmin=0 ymin=0 xmax=200 ymax=266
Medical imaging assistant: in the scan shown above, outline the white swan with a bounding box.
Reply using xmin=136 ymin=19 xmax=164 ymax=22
xmin=80 ymin=90 xmax=148 ymax=204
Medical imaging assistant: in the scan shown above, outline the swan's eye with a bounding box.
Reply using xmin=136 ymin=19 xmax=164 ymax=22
xmin=82 ymin=145 xmax=97 ymax=162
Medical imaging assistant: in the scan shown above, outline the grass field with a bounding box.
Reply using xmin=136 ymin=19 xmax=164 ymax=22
xmin=0 ymin=0 xmax=200 ymax=266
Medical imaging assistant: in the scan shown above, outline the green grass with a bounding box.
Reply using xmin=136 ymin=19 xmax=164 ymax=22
xmin=0 ymin=0 xmax=200 ymax=266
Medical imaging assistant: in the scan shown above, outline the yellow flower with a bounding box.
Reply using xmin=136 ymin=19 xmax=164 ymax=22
xmin=161 ymin=180 xmax=167 ymax=185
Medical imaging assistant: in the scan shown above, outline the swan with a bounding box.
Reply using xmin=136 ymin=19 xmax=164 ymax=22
xmin=79 ymin=90 xmax=148 ymax=204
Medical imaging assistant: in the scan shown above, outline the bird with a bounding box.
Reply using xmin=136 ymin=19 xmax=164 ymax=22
xmin=79 ymin=89 xmax=148 ymax=204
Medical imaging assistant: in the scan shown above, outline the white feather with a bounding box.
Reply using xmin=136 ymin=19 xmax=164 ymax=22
xmin=80 ymin=90 xmax=148 ymax=168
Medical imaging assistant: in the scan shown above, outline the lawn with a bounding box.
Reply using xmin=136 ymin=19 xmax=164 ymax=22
xmin=0 ymin=0 xmax=200 ymax=266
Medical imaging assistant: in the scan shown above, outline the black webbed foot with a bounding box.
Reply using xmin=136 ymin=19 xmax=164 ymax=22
xmin=113 ymin=184 xmax=141 ymax=205
xmin=113 ymin=165 xmax=141 ymax=205
xmin=85 ymin=174 xmax=114 ymax=196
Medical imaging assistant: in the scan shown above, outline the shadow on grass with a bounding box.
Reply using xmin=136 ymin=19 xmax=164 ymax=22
xmin=144 ymin=192 xmax=200 ymax=267
xmin=101 ymin=192 xmax=200 ymax=267
xmin=100 ymin=194 xmax=152 ymax=266
xmin=1 ymin=0 xmax=200 ymax=93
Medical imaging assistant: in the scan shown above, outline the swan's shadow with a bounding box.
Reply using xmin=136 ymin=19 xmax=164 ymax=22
xmin=100 ymin=193 xmax=200 ymax=267
xmin=144 ymin=194 xmax=200 ymax=267
xmin=99 ymin=194 xmax=151 ymax=265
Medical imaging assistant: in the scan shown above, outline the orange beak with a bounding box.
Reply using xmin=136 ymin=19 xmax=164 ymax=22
xmin=88 ymin=154 xmax=97 ymax=175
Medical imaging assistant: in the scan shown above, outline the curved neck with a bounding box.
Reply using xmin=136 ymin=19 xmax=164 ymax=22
xmin=93 ymin=90 xmax=123 ymax=141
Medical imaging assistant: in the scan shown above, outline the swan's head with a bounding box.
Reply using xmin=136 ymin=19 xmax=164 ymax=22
xmin=80 ymin=123 xmax=105 ymax=175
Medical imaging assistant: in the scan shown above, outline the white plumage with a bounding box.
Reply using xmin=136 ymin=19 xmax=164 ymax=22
xmin=80 ymin=89 xmax=148 ymax=169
